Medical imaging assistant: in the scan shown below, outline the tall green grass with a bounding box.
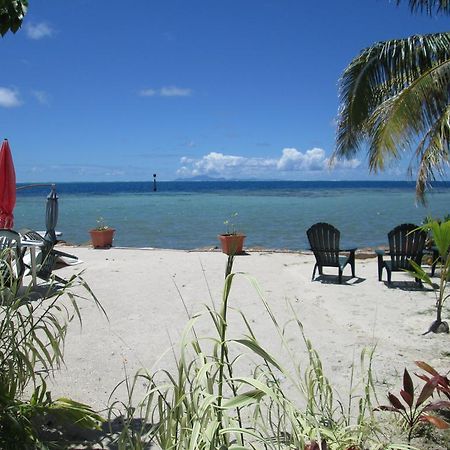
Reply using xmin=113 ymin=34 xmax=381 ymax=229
xmin=0 ymin=251 xmax=105 ymax=449
xmin=110 ymin=255 xmax=421 ymax=450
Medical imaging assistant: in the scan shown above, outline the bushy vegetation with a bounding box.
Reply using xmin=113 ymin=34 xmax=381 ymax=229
xmin=108 ymin=256 xmax=450 ymax=449
xmin=409 ymin=219 xmax=450 ymax=333
xmin=3 ymin=240 xmax=450 ymax=448
xmin=0 ymin=252 xmax=105 ymax=449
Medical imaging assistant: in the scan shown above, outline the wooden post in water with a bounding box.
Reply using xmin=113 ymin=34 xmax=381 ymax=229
xmin=153 ymin=173 xmax=157 ymax=192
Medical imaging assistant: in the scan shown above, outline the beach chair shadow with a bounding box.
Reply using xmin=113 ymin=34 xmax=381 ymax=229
xmin=376 ymin=223 xmax=426 ymax=287
xmin=381 ymin=280 xmax=434 ymax=291
xmin=306 ymin=222 xmax=357 ymax=284
xmin=314 ymin=274 xmax=366 ymax=285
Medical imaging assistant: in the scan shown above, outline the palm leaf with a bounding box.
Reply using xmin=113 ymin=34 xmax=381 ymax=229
xmin=397 ymin=0 xmax=450 ymax=16
xmin=334 ymin=31 xmax=450 ymax=202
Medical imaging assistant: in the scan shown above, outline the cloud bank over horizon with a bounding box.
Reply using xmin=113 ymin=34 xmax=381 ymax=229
xmin=177 ymin=147 xmax=361 ymax=179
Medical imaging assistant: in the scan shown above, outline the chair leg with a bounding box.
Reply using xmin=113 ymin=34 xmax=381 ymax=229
xmin=338 ymin=268 xmax=343 ymax=284
xmin=350 ymin=254 xmax=356 ymax=278
xmin=377 ymin=255 xmax=383 ymax=281
xmin=387 ymin=268 xmax=391 ymax=285
xmin=312 ymin=264 xmax=317 ymax=281
xmin=431 ymin=261 xmax=437 ymax=277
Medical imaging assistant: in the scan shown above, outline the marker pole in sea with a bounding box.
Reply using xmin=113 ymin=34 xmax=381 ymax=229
xmin=153 ymin=173 xmax=157 ymax=192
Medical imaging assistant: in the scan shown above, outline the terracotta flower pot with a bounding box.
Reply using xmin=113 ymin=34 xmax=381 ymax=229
xmin=89 ymin=228 xmax=115 ymax=249
xmin=218 ymin=234 xmax=246 ymax=255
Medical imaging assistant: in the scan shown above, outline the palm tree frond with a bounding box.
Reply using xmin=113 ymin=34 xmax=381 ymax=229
xmin=334 ymin=30 xmax=450 ymax=203
xmin=408 ymin=105 xmax=450 ymax=202
xmin=335 ymin=32 xmax=450 ymax=163
xmin=397 ymin=0 xmax=450 ymax=16
xmin=365 ymin=59 xmax=450 ymax=171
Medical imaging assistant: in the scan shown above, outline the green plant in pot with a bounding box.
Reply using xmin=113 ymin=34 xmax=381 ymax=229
xmin=218 ymin=212 xmax=246 ymax=255
xmin=89 ymin=217 xmax=115 ymax=249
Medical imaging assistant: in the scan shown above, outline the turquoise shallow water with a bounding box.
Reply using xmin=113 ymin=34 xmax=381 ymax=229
xmin=12 ymin=181 xmax=450 ymax=250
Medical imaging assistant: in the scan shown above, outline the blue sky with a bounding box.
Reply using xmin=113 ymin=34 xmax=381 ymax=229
xmin=1 ymin=0 xmax=450 ymax=182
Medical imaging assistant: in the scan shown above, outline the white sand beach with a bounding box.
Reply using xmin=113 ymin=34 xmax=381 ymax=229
xmin=43 ymin=246 xmax=449 ymax=413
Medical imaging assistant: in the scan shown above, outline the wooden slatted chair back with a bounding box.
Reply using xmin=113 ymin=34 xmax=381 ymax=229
xmin=307 ymin=222 xmax=340 ymax=267
xmin=388 ymin=223 xmax=426 ymax=270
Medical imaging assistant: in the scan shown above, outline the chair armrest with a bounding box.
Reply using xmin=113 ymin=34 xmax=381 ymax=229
xmin=375 ymin=249 xmax=385 ymax=256
xmin=52 ymin=249 xmax=78 ymax=260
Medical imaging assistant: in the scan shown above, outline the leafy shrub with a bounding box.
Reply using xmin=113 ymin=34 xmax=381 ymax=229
xmin=109 ymin=256 xmax=387 ymax=450
xmin=0 ymin=262 xmax=105 ymax=449
xmin=376 ymin=367 xmax=450 ymax=443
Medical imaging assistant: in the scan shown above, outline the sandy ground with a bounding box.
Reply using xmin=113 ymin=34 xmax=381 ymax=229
xmin=34 ymin=246 xmax=450 ymax=415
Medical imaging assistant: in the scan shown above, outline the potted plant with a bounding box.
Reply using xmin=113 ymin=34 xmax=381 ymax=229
xmin=218 ymin=213 xmax=246 ymax=255
xmin=89 ymin=217 xmax=115 ymax=249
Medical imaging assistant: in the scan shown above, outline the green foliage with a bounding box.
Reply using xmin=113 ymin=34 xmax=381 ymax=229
xmin=0 ymin=268 xmax=105 ymax=448
xmin=397 ymin=0 xmax=450 ymax=15
xmin=423 ymin=214 xmax=450 ymax=225
xmin=408 ymin=219 xmax=450 ymax=331
xmin=95 ymin=216 xmax=110 ymax=231
xmin=223 ymin=212 xmax=240 ymax=235
xmin=332 ymin=0 xmax=450 ymax=203
xmin=110 ymin=257 xmax=398 ymax=450
xmin=0 ymin=0 xmax=28 ymax=36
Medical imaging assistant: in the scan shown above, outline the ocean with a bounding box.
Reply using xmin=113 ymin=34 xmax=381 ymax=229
xmin=13 ymin=181 xmax=450 ymax=250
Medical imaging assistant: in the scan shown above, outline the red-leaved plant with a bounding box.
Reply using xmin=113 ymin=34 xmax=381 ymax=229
xmin=304 ymin=441 xmax=327 ymax=450
xmin=376 ymin=366 xmax=450 ymax=442
xmin=415 ymin=360 xmax=450 ymax=400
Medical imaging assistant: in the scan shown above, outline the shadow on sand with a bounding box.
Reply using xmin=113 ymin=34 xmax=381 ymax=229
xmin=313 ymin=275 xmax=366 ymax=285
xmin=36 ymin=415 xmax=155 ymax=450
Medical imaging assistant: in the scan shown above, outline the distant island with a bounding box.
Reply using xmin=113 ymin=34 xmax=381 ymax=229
xmin=174 ymin=175 xmax=287 ymax=182
xmin=174 ymin=175 xmax=232 ymax=182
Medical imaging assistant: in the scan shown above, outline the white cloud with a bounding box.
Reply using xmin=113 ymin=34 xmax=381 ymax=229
xmin=139 ymin=86 xmax=192 ymax=97
xmin=160 ymin=86 xmax=191 ymax=97
xmin=177 ymin=147 xmax=361 ymax=178
xmin=277 ymin=147 xmax=327 ymax=171
xmin=32 ymin=90 xmax=50 ymax=105
xmin=26 ymin=22 xmax=54 ymax=40
xmin=177 ymin=152 xmax=277 ymax=177
xmin=0 ymin=87 xmax=21 ymax=108
xmin=330 ymin=158 xmax=361 ymax=169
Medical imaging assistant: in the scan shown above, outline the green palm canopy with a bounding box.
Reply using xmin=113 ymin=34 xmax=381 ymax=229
xmin=333 ymin=0 xmax=450 ymax=203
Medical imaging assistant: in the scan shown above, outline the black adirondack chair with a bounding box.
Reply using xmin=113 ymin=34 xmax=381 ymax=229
xmin=306 ymin=223 xmax=356 ymax=283
xmin=375 ymin=223 xmax=427 ymax=285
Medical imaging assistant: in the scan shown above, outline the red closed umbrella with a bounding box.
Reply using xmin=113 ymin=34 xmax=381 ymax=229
xmin=0 ymin=139 xmax=16 ymax=229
